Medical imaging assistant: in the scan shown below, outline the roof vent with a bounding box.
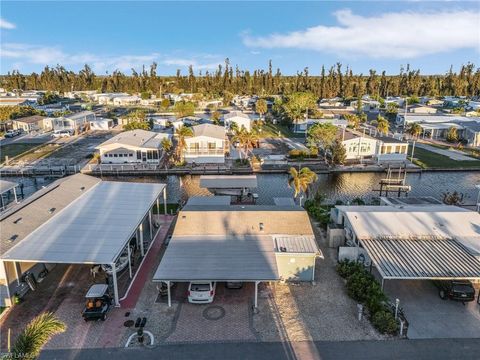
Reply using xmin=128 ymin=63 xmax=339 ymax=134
xmin=49 ymin=207 xmax=56 ymax=214
xmin=9 ymin=234 xmax=18 ymax=242
xmin=13 ymin=217 xmax=22 ymax=224
xmin=80 ymin=186 xmax=85 ymax=191
xmin=280 ymin=246 xmax=287 ymax=252
xmin=259 ymin=222 xmax=264 ymax=231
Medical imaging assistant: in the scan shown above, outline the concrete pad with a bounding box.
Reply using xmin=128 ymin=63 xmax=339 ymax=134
xmin=416 ymin=144 xmax=477 ymax=161
xmin=384 ymin=280 xmax=480 ymax=339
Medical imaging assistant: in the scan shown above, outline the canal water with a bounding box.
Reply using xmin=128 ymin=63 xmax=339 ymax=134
xmin=7 ymin=172 xmax=479 ymax=206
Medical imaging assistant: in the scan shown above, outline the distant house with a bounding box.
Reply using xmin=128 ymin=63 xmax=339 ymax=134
xmin=96 ymin=129 xmax=170 ymax=164
xmin=89 ymin=118 xmax=114 ymax=130
xmin=337 ymin=129 xmax=378 ymax=161
xmin=224 ymin=111 xmax=253 ymax=132
xmin=52 ymin=111 xmax=95 ymax=133
xmin=375 ymin=136 xmax=409 ymax=163
xmin=293 ymin=118 xmax=347 ymax=134
xmin=350 ymin=99 xmax=380 ymax=113
xmin=113 ymin=95 xmax=140 ymax=106
xmin=184 ymin=124 xmax=227 ymax=164
xmin=408 ymin=104 xmax=438 ymax=114
xmin=12 ymin=115 xmax=51 ymax=132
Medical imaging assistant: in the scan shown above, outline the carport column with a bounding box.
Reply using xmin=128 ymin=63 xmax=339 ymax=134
xmin=1 ymin=261 xmax=11 ymax=303
xmin=149 ymin=209 xmax=153 ymax=241
xmin=163 ymin=188 xmax=167 ymax=215
xmin=13 ymin=187 xmax=18 ymax=203
xmin=381 ymin=278 xmax=385 ymax=291
xmin=167 ymin=281 xmax=171 ymax=307
xmin=156 ymin=198 xmax=160 ymax=215
xmin=13 ymin=262 xmax=21 ymax=285
xmin=254 ymin=281 xmax=260 ymax=309
xmin=111 ymin=263 xmax=120 ymax=307
xmin=139 ymin=224 xmax=144 ymax=257
xmin=127 ymin=245 xmax=132 ymax=279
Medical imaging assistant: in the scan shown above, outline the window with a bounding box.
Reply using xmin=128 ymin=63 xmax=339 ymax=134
xmin=119 ymin=154 xmax=123 ymax=157
xmin=386 ymin=145 xmax=392 ymax=153
xmin=208 ymin=142 xmax=216 ymax=150
xmin=136 ymin=150 xmax=142 ymax=160
xmin=114 ymin=154 xmax=118 ymax=157
xmin=152 ymin=151 xmax=159 ymax=159
xmin=129 ymin=153 xmax=133 ymax=157
xmin=147 ymin=151 xmax=153 ymax=160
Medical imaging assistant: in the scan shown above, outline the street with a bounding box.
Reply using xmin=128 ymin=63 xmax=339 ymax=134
xmin=38 ymin=338 xmax=480 ymax=360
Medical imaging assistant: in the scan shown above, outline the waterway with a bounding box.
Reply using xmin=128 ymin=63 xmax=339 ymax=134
xmin=6 ymin=171 xmax=479 ymax=207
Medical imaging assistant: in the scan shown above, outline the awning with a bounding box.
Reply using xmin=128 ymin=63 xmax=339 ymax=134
xmin=153 ymin=235 xmax=279 ymax=282
xmin=0 ymin=180 xmax=18 ymax=195
xmin=1 ymin=181 xmax=165 ymax=265
xmin=361 ymin=237 xmax=480 ymax=280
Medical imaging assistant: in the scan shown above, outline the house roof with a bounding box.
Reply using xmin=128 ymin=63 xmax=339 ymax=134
xmin=337 ymin=128 xmax=375 ymax=141
xmin=1 ymin=174 xmax=101 ymax=255
xmin=224 ymin=111 xmax=251 ymax=120
xmin=274 ymin=235 xmax=320 ymax=254
xmin=191 ymin=124 xmax=225 ymax=139
xmin=12 ymin=115 xmax=46 ymax=124
xmin=376 ymin=136 xmax=407 ymax=144
xmin=340 ymin=205 xmax=480 ymax=256
xmin=64 ymin=111 xmax=94 ymax=120
xmin=1 ymin=177 xmax=165 ymax=264
xmin=0 ymin=179 xmax=18 ymax=195
xmin=97 ymin=129 xmax=163 ymax=149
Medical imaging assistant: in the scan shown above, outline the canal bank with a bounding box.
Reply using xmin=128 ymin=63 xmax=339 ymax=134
xmin=3 ymin=171 xmax=480 ymax=208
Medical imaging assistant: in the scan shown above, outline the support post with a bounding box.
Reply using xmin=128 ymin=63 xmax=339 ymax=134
xmin=167 ymin=281 xmax=171 ymax=307
xmin=13 ymin=262 xmax=21 ymax=285
xmin=381 ymin=277 xmax=385 ymax=291
xmin=149 ymin=210 xmax=153 ymax=241
xmin=127 ymin=245 xmax=132 ymax=279
xmin=13 ymin=187 xmax=18 ymax=203
xmin=2 ymin=261 xmax=11 ymax=304
xmin=156 ymin=198 xmax=160 ymax=215
xmin=139 ymin=224 xmax=144 ymax=257
xmin=112 ymin=263 xmax=119 ymax=306
xmin=254 ymin=281 xmax=259 ymax=309
xmin=163 ymin=187 xmax=167 ymax=215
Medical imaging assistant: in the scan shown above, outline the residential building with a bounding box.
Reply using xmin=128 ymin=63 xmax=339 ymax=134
xmin=52 ymin=111 xmax=95 ymax=133
xmin=407 ymin=104 xmax=438 ymax=114
xmin=113 ymin=95 xmax=140 ymax=106
xmin=153 ymin=201 xmax=322 ymax=307
xmin=89 ymin=117 xmax=114 ymax=130
xmin=11 ymin=115 xmax=51 ymax=132
xmin=350 ymin=99 xmax=380 ymax=113
xmin=375 ymin=136 xmax=409 ymax=163
xmin=184 ymin=124 xmax=227 ymax=164
xmin=337 ymin=129 xmax=378 ymax=161
xmin=224 ymin=111 xmax=253 ymax=132
xmin=293 ymin=118 xmax=347 ymax=134
xmin=96 ymin=129 xmax=170 ymax=164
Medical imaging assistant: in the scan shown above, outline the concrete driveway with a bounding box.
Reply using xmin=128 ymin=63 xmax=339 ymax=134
xmin=384 ymin=280 xmax=480 ymax=339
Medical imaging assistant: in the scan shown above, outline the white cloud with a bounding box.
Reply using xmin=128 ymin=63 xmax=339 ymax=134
xmin=162 ymin=58 xmax=222 ymax=70
xmin=1 ymin=43 xmax=223 ymax=73
xmin=0 ymin=18 xmax=16 ymax=29
xmin=243 ymin=9 xmax=480 ymax=59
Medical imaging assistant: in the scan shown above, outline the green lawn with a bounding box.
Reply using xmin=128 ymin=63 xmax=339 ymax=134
xmin=153 ymin=203 xmax=180 ymax=215
xmin=259 ymin=123 xmax=299 ymax=138
xmin=412 ymin=147 xmax=480 ymax=169
xmin=0 ymin=143 xmax=39 ymax=164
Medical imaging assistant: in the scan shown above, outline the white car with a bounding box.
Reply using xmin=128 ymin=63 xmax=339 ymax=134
xmin=52 ymin=130 xmax=72 ymax=138
xmin=187 ymin=281 xmax=216 ymax=304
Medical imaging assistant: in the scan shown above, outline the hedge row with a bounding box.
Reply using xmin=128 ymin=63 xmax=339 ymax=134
xmin=337 ymin=260 xmax=398 ymax=335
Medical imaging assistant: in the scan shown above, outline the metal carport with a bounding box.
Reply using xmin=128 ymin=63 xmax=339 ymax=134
xmin=153 ymin=235 xmax=280 ymax=307
xmin=1 ymin=180 xmax=166 ymax=306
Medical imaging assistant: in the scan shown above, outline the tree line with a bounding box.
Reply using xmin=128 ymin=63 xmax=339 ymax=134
xmin=2 ymin=61 xmax=479 ymax=98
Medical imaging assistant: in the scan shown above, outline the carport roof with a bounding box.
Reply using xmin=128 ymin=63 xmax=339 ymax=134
xmin=153 ymin=235 xmax=279 ymax=281
xmin=1 ymin=180 xmax=165 ymax=265
xmin=361 ymin=237 xmax=480 ymax=280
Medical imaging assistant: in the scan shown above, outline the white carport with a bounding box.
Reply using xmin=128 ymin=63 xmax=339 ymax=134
xmin=1 ymin=181 xmax=166 ymax=306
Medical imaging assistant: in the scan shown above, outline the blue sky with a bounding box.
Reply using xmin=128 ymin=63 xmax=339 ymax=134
xmin=1 ymin=1 xmax=479 ymax=75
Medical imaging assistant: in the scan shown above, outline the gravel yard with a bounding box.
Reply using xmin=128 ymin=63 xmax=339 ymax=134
xmin=253 ymin=222 xmax=384 ymax=342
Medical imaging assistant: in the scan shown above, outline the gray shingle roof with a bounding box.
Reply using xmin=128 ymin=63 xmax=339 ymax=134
xmin=192 ymin=124 xmax=225 ymax=139
xmin=97 ymin=130 xmax=162 ymax=149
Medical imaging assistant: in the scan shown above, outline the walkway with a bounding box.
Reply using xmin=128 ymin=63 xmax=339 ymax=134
xmin=416 ymin=143 xmax=477 ymax=161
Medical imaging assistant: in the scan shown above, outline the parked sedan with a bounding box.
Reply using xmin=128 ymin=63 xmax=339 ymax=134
xmin=52 ymin=130 xmax=72 ymax=138
xmin=188 ymin=281 xmax=216 ymax=304
xmin=4 ymin=130 xmax=21 ymax=138
xmin=434 ymin=280 xmax=476 ymax=302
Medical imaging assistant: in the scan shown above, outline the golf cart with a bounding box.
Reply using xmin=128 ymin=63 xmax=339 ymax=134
xmin=82 ymin=284 xmax=113 ymax=321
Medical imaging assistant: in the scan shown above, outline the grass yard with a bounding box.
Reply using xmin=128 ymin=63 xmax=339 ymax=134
xmin=412 ymin=147 xmax=480 ymax=169
xmin=259 ymin=123 xmax=299 ymax=138
xmin=0 ymin=143 xmax=39 ymax=163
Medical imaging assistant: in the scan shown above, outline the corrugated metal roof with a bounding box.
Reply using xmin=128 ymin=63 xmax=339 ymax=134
xmin=153 ymin=235 xmax=279 ymax=281
xmin=2 ymin=180 xmax=165 ymax=265
xmin=361 ymin=238 xmax=480 ymax=279
xmin=274 ymin=235 xmax=320 ymax=254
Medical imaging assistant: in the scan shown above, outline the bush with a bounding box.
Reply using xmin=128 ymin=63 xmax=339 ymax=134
xmin=372 ymin=311 xmax=398 ymax=334
xmin=336 ymin=260 xmax=364 ymax=279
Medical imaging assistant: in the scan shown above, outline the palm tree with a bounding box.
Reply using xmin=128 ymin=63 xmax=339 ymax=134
xmin=175 ymin=125 xmax=193 ymax=162
xmin=255 ymin=99 xmax=268 ymax=120
xmin=406 ymin=123 xmax=422 ymax=138
xmin=288 ymin=167 xmax=318 ymax=203
xmin=232 ymin=129 xmax=258 ymax=160
xmin=12 ymin=312 xmax=66 ymax=359
xmin=376 ymin=118 xmax=389 ymax=135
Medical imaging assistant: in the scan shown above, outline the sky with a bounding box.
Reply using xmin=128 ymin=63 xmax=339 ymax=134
xmin=1 ymin=1 xmax=479 ymax=76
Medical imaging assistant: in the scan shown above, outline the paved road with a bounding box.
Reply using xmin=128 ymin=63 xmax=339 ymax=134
xmin=0 ymin=132 xmax=52 ymax=146
xmin=38 ymin=339 xmax=480 ymax=360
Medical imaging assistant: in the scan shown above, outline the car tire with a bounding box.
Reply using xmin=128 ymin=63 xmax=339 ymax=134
xmin=101 ymin=313 xmax=107 ymax=321
xmin=439 ymin=290 xmax=447 ymax=300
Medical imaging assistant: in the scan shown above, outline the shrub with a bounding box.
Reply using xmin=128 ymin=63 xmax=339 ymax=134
xmin=336 ymin=260 xmax=364 ymax=279
xmin=346 ymin=271 xmax=374 ymax=303
xmin=372 ymin=311 xmax=398 ymax=334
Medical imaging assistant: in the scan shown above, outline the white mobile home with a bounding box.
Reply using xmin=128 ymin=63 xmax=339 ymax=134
xmin=52 ymin=111 xmax=95 ymax=133
xmin=224 ymin=111 xmax=253 ymax=132
xmin=184 ymin=124 xmax=227 ymax=164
